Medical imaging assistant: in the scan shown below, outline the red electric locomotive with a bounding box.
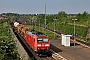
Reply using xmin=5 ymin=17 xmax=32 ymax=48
xmin=13 ymin=22 xmax=50 ymax=54
xmin=26 ymin=30 xmax=50 ymax=54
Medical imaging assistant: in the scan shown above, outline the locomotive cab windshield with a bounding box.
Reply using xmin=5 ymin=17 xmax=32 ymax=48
xmin=37 ymin=38 xmax=48 ymax=42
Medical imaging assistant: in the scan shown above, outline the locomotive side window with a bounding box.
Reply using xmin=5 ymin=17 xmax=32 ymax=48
xmin=37 ymin=38 xmax=48 ymax=42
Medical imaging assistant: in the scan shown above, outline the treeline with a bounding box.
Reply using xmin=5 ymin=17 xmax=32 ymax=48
xmin=36 ymin=11 xmax=90 ymax=26
xmin=1 ymin=11 xmax=90 ymax=26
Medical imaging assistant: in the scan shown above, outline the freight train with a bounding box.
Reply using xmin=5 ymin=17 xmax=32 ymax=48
xmin=14 ymin=22 xmax=50 ymax=54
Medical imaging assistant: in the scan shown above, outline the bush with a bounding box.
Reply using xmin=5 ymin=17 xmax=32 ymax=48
xmin=0 ymin=20 xmax=21 ymax=60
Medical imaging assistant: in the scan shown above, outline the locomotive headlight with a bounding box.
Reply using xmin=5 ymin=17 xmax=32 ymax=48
xmin=38 ymin=44 xmax=41 ymax=46
xmin=45 ymin=44 xmax=49 ymax=46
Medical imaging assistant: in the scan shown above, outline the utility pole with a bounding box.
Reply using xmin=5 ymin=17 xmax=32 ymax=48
xmin=45 ymin=3 xmax=46 ymax=34
xmin=35 ymin=13 xmax=38 ymax=30
xmin=72 ymin=18 xmax=77 ymax=46
xmin=32 ymin=21 xmax=33 ymax=29
xmin=53 ymin=18 xmax=57 ymax=39
xmin=39 ymin=18 xmax=41 ymax=31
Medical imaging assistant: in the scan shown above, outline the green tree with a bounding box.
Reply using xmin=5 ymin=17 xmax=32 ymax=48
xmin=58 ymin=11 xmax=67 ymax=18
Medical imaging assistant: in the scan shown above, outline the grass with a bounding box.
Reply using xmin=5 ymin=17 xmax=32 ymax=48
xmin=27 ymin=25 xmax=61 ymax=39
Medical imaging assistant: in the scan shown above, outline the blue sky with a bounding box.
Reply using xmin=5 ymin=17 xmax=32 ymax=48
xmin=0 ymin=0 xmax=90 ymax=14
